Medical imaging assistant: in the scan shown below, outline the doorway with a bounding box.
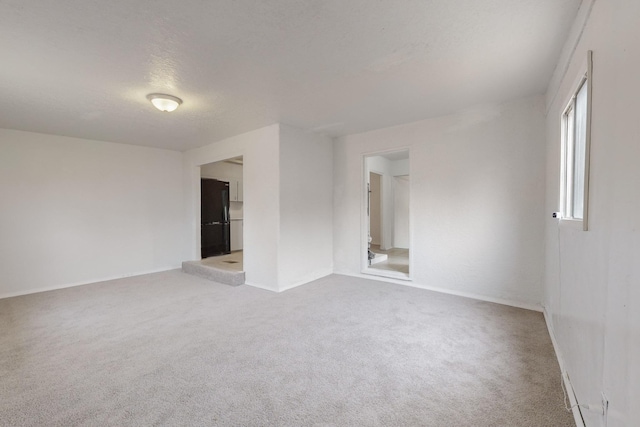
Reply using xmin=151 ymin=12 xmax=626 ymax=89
xmin=199 ymin=156 xmax=244 ymax=271
xmin=369 ymin=172 xmax=382 ymax=247
xmin=363 ymin=150 xmax=410 ymax=279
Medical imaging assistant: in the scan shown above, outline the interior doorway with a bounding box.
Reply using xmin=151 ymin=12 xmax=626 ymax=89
xmin=199 ymin=156 xmax=244 ymax=271
xmin=369 ymin=172 xmax=382 ymax=247
xmin=364 ymin=150 xmax=410 ymax=279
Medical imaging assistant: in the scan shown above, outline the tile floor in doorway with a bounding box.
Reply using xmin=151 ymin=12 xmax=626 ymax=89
xmin=369 ymin=244 xmax=409 ymax=274
xmin=199 ymin=250 xmax=243 ymax=271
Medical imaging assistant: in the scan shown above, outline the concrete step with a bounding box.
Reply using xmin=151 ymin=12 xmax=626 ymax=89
xmin=181 ymin=260 xmax=245 ymax=286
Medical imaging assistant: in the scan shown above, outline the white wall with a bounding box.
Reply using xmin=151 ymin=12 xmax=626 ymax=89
xmin=390 ymin=158 xmax=410 ymax=249
xmin=393 ymin=176 xmax=410 ymax=249
xmin=369 ymin=172 xmax=382 ymax=245
xmin=390 ymin=159 xmax=410 ymax=177
xmin=183 ymin=124 xmax=280 ymax=291
xmin=543 ymin=0 xmax=640 ymax=425
xmin=184 ymin=123 xmax=333 ymax=292
xmin=334 ymin=96 xmax=546 ymax=307
xmin=278 ymin=124 xmax=333 ymax=291
xmin=0 ymin=128 xmax=184 ymax=298
xmin=200 ymin=161 xmax=243 ymax=180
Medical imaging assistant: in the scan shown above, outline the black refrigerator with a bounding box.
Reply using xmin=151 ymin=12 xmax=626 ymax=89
xmin=201 ymin=178 xmax=231 ymax=258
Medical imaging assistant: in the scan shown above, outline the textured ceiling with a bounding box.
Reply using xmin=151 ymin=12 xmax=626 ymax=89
xmin=0 ymin=0 xmax=582 ymax=151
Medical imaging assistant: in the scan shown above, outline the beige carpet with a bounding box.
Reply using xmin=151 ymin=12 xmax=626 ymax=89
xmin=0 ymin=271 xmax=574 ymax=426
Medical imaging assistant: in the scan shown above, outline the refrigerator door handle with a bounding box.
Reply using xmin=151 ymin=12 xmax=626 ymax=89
xmin=222 ymin=190 xmax=229 ymax=223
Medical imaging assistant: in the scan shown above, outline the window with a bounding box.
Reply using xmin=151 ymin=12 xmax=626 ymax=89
xmin=560 ymin=51 xmax=592 ymax=230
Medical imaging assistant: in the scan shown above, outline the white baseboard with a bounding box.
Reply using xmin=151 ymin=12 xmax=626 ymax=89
xmin=244 ymin=267 xmax=333 ymax=293
xmin=543 ymin=306 xmax=585 ymax=427
xmin=243 ymin=281 xmax=278 ymax=292
xmin=278 ymin=267 xmax=334 ymax=292
xmin=334 ymin=271 xmax=542 ymax=312
xmin=0 ymin=266 xmax=181 ymax=300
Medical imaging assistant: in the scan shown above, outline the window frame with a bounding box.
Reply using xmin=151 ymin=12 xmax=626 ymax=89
xmin=560 ymin=51 xmax=593 ymax=231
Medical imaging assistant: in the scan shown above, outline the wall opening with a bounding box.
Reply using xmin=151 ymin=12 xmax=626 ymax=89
xmin=363 ymin=149 xmax=410 ymax=280
xmin=199 ymin=156 xmax=244 ymax=271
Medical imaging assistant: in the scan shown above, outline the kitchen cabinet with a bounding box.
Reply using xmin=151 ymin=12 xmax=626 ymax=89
xmin=229 ymin=180 xmax=244 ymax=202
xmin=237 ymin=180 xmax=243 ymax=201
xmin=230 ymin=219 xmax=243 ymax=251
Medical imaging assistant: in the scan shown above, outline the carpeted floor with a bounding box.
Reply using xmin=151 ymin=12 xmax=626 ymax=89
xmin=0 ymin=271 xmax=574 ymax=426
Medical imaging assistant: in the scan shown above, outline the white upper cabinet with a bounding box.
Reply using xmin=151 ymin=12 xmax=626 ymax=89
xmin=237 ymin=180 xmax=243 ymax=202
xmin=229 ymin=180 xmax=243 ymax=202
xmin=230 ymin=220 xmax=243 ymax=251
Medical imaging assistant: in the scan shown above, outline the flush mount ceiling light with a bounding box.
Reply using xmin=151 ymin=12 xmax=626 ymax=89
xmin=146 ymin=93 xmax=183 ymax=112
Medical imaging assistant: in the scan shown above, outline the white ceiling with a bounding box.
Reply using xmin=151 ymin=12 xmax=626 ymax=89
xmin=0 ymin=0 xmax=582 ymax=151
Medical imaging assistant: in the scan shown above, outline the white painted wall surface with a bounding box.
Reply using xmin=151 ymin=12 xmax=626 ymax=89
xmin=365 ymin=156 xmax=397 ymax=250
xmin=390 ymin=159 xmax=410 ymax=177
xmin=183 ymin=124 xmax=280 ymax=291
xmin=334 ymin=96 xmax=546 ymax=307
xmin=393 ymin=176 xmax=410 ymax=249
xmin=369 ymin=172 xmax=382 ymax=245
xmin=200 ymin=161 xmax=243 ymax=181
xmin=390 ymin=158 xmax=410 ymax=250
xmin=543 ymin=0 xmax=640 ymax=425
xmin=278 ymin=125 xmax=333 ymax=291
xmin=185 ymin=123 xmax=332 ymax=292
xmin=0 ymin=128 xmax=184 ymax=298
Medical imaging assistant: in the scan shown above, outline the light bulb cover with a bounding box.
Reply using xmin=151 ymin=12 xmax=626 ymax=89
xmin=146 ymin=93 xmax=183 ymax=112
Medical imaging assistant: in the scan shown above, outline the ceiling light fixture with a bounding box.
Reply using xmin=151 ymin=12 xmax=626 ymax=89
xmin=146 ymin=93 xmax=183 ymax=112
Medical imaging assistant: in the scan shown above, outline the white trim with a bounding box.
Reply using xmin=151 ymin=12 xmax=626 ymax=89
xmin=244 ymin=268 xmax=334 ymax=293
xmin=335 ymin=272 xmax=542 ymax=312
xmin=546 ymin=0 xmax=597 ymax=114
xmin=582 ymin=50 xmax=594 ymax=231
xmin=0 ymin=266 xmax=181 ymax=300
xmin=559 ymin=58 xmax=589 ymax=118
xmin=543 ymin=306 xmax=586 ymax=427
xmin=361 ymin=146 xmax=412 ymax=158
xmin=243 ymin=281 xmax=278 ymax=292
xmin=558 ymin=51 xmax=592 ymax=230
xmin=362 ymin=267 xmax=411 ymax=281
